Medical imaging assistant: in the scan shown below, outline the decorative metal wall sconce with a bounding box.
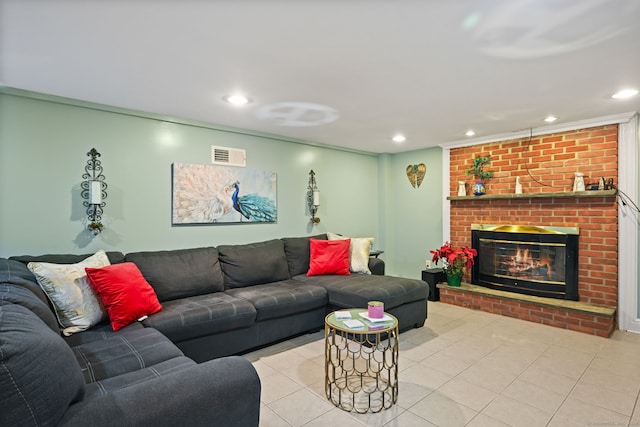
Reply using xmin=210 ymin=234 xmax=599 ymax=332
xmin=307 ymin=170 xmax=320 ymax=224
xmin=81 ymin=148 xmax=107 ymax=235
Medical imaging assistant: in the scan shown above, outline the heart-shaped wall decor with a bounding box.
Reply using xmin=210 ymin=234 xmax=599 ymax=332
xmin=406 ymin=163 xmax=426 ymax=188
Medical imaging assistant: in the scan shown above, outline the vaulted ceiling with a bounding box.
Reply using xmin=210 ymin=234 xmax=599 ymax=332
xmin=1 ymin=0 xmax=639 ymax=153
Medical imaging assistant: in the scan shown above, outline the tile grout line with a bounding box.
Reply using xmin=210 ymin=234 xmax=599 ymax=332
xmin=542 ymin=342 xmax=605 ymax=426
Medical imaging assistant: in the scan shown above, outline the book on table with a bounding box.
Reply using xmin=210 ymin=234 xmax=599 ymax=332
xmin=342 ymin=319 xmax=364 ymax=329
xmin=334 ymin=310 xmax=352 ymax=320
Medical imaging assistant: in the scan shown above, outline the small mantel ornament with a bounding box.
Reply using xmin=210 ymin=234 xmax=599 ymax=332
xmin=573 ymin=172 xmax=585 ymax=192
xmin=458 ymin=181 xmax=466 ymax=196
xmin=515 ymin=176 xmax=523 ymax=194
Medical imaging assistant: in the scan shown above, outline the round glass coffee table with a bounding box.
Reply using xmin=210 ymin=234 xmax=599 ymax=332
xmin=324 ymin=309 xmax=399 ymax=413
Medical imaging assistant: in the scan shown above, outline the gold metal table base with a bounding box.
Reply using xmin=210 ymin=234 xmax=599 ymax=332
xmin=324 ymin=310 xmax=399 ymax=413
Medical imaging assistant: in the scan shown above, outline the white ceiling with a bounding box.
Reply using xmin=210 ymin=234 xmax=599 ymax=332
xmin=1 ymin=0 xmax=639 ymax=154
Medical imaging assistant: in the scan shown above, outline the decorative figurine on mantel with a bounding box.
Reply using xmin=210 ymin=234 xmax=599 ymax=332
xmin=515 ymin=176 xmax=523 ymax=194
xmin=573 ymin=172 xmax=585 ymax=192
xmin=458 ymin=181 xmax=466 ymax=196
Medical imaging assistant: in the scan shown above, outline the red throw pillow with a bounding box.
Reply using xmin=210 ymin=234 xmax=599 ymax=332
xmin=85 ymin=262 xmax=162 ymax=331
xmin=307 ymin=238 xmax=351 ymax=276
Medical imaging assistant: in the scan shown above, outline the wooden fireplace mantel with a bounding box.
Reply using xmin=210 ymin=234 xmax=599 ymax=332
xmin=447 ymin=189 xmax=617 ymax=201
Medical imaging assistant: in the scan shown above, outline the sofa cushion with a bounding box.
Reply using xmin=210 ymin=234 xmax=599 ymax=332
xmin=125 ymin=247 xmax=224 ymax=301
xmin=63 ymin=321 xmax=144 ymax=347
xmin=142 ymin=292 xmax=257 ymax=342
xmin=0 ymin=258 xmax=51 ymax=306
xmin=282 ymin=234 xmax=327 ymax=276
xmin=10 ymin=251 xmax=125 ymax=265
xmin=327 ymin=232 xmax=374 ymax=274
xmin=27 ymin=250 xmax=110 ymax=335
xmin=0 ymin=304 xmax=85 ymax=427
xmin=72 ymin=327 xmax=184 ymax=383
xmin=84 ymin=356 xmax=197 ymax=399
xmin=85 ymin=262 xmax=163 ymax=331
xmin=294 ymin=273 xmax=429 ymax=310
xmin=307 ymin=238 xmax=351 ymax=276
xmin=218 ymin=239 xmax=290 ymax=288
xmin=225 ymin=280 xmax=328 ymax=321
xmin=58 ymin=356 xmax=261 ymax=427
xmin=0 ymin=282 xmax=59 ymax=332
xmin=0 ymin=258 xmax=51 ymax=310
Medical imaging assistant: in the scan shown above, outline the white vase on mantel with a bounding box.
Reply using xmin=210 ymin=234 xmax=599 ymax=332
xmin=515 ymin=176 xmax=522 ymax=194
xmin=573 ymin=172 xmax=585 ymax=192
xmin=458 ymin=181 xmax=466 ymax=196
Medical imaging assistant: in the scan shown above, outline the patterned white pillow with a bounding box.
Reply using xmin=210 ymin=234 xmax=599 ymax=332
xmin=27 ymin=250 xmax=110 ymax=335
xmin=327 ymin=232 xmax=374 ymax=274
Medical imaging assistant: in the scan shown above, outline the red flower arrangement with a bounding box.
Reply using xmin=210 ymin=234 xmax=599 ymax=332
xmin=430 ymin=242 xmax=477 ymax=277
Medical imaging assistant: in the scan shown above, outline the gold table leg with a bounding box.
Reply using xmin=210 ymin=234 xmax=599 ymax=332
xmin=324 ymin=324 xmax=399 ymax=413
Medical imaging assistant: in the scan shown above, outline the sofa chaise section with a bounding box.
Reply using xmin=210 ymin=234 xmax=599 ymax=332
xmin=285 ymin=235 xmax=429 ymax=331
xmin=294 ymin=273 xmax=428 ymax=331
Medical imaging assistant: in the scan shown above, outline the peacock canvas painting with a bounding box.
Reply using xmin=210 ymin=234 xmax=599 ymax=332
xmin=172 ymin=162 xmax=277 ymax=224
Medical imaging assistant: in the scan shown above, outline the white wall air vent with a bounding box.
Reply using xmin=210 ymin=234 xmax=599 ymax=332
xmin=211 ymin=146 xmax=246 ymax=167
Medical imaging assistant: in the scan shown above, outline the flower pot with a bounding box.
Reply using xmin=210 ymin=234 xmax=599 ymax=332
xmin=446 ymin=271 xmax=463 ymax=287
xmin=473 ymin=181 xmax=485 ymax=196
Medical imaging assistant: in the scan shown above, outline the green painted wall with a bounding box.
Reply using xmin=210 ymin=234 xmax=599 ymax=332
xmin=0 ymin=92 xmax=384 ymax=257
xmin=379 ymin=148 xmax=443 ymax=279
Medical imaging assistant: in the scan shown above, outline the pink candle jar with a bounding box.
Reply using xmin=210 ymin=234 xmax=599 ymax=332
xmin=368 ymin=301 xmax=384 ymax=319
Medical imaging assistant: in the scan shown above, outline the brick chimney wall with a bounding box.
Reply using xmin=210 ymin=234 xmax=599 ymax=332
xmin=448 ymin=124 xmax=619 ymax=308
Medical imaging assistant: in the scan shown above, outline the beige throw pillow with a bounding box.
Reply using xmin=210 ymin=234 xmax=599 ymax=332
xmin=327 ymin=232 xmax=374 ymax=274
xmin=28 ymin=250 xmax=111 ymax=335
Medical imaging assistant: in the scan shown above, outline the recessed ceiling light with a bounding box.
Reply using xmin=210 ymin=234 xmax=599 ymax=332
xmin=612 ymin=88 xmax=638 ymax=99
xmin=465 ymin=130 xmax=476 ymax=137
xmin=544 ymin=115 xmax=557 ymax=123
xmin=223 ymin=94 xmax=252 ymax=105
xmin=392 ymin=134 xmax=406 ymax=143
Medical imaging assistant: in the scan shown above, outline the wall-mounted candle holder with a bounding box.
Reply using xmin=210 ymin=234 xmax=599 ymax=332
xmin=307 ymin=170 xmax=320 ymax=224
xmin=81 ymin=148 xmax=107 ymax=235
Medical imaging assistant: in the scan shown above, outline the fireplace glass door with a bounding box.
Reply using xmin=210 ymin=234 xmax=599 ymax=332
xmin=472 ymin=225 xmax=578 ymax=300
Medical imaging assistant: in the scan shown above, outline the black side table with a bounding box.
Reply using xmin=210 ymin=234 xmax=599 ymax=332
xmin=422 ymin=268 xmax=445 ymax=302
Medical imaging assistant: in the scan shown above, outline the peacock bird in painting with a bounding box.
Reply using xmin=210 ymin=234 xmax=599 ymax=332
xmin=230 ymin=181 xmax=277 ymax=222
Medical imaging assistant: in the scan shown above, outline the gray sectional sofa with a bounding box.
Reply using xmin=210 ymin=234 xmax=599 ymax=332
xmin=0 ymin=234 xmax=429 ymax=426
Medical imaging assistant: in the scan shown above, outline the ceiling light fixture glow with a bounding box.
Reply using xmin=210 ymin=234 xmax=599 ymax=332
xmin=612 ymin=88 xmax=638 ymax=99
xmin=392 ymin=134 xmax=406 ymax=143
xmin=465 ymin=130 xmax=476 ymax=137
xmin=223 ymin=94 xmax=251 ymax=105
xmin=544 ymin=115 xmax=557 ymax=123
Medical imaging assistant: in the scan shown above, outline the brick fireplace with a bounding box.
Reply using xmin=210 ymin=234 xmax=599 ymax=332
xmin=441 ymin=125 xmax=619 ymax=337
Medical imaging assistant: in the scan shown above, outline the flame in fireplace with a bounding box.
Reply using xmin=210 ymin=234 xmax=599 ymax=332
xmin=539 ymin=253 xmax=553 ymax=280
xmin=508 ymin=246 xmax=552 ymax=279
xmin=514 ymin=247 xmax=530 ymax=264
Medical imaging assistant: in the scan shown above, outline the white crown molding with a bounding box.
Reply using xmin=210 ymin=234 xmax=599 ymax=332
xmin=439 ymin=112 xmax=638 ymax=149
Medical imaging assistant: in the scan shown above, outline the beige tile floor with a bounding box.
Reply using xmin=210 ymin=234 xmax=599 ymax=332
xmin=244 ymin=302 xmax=640 ymax=427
